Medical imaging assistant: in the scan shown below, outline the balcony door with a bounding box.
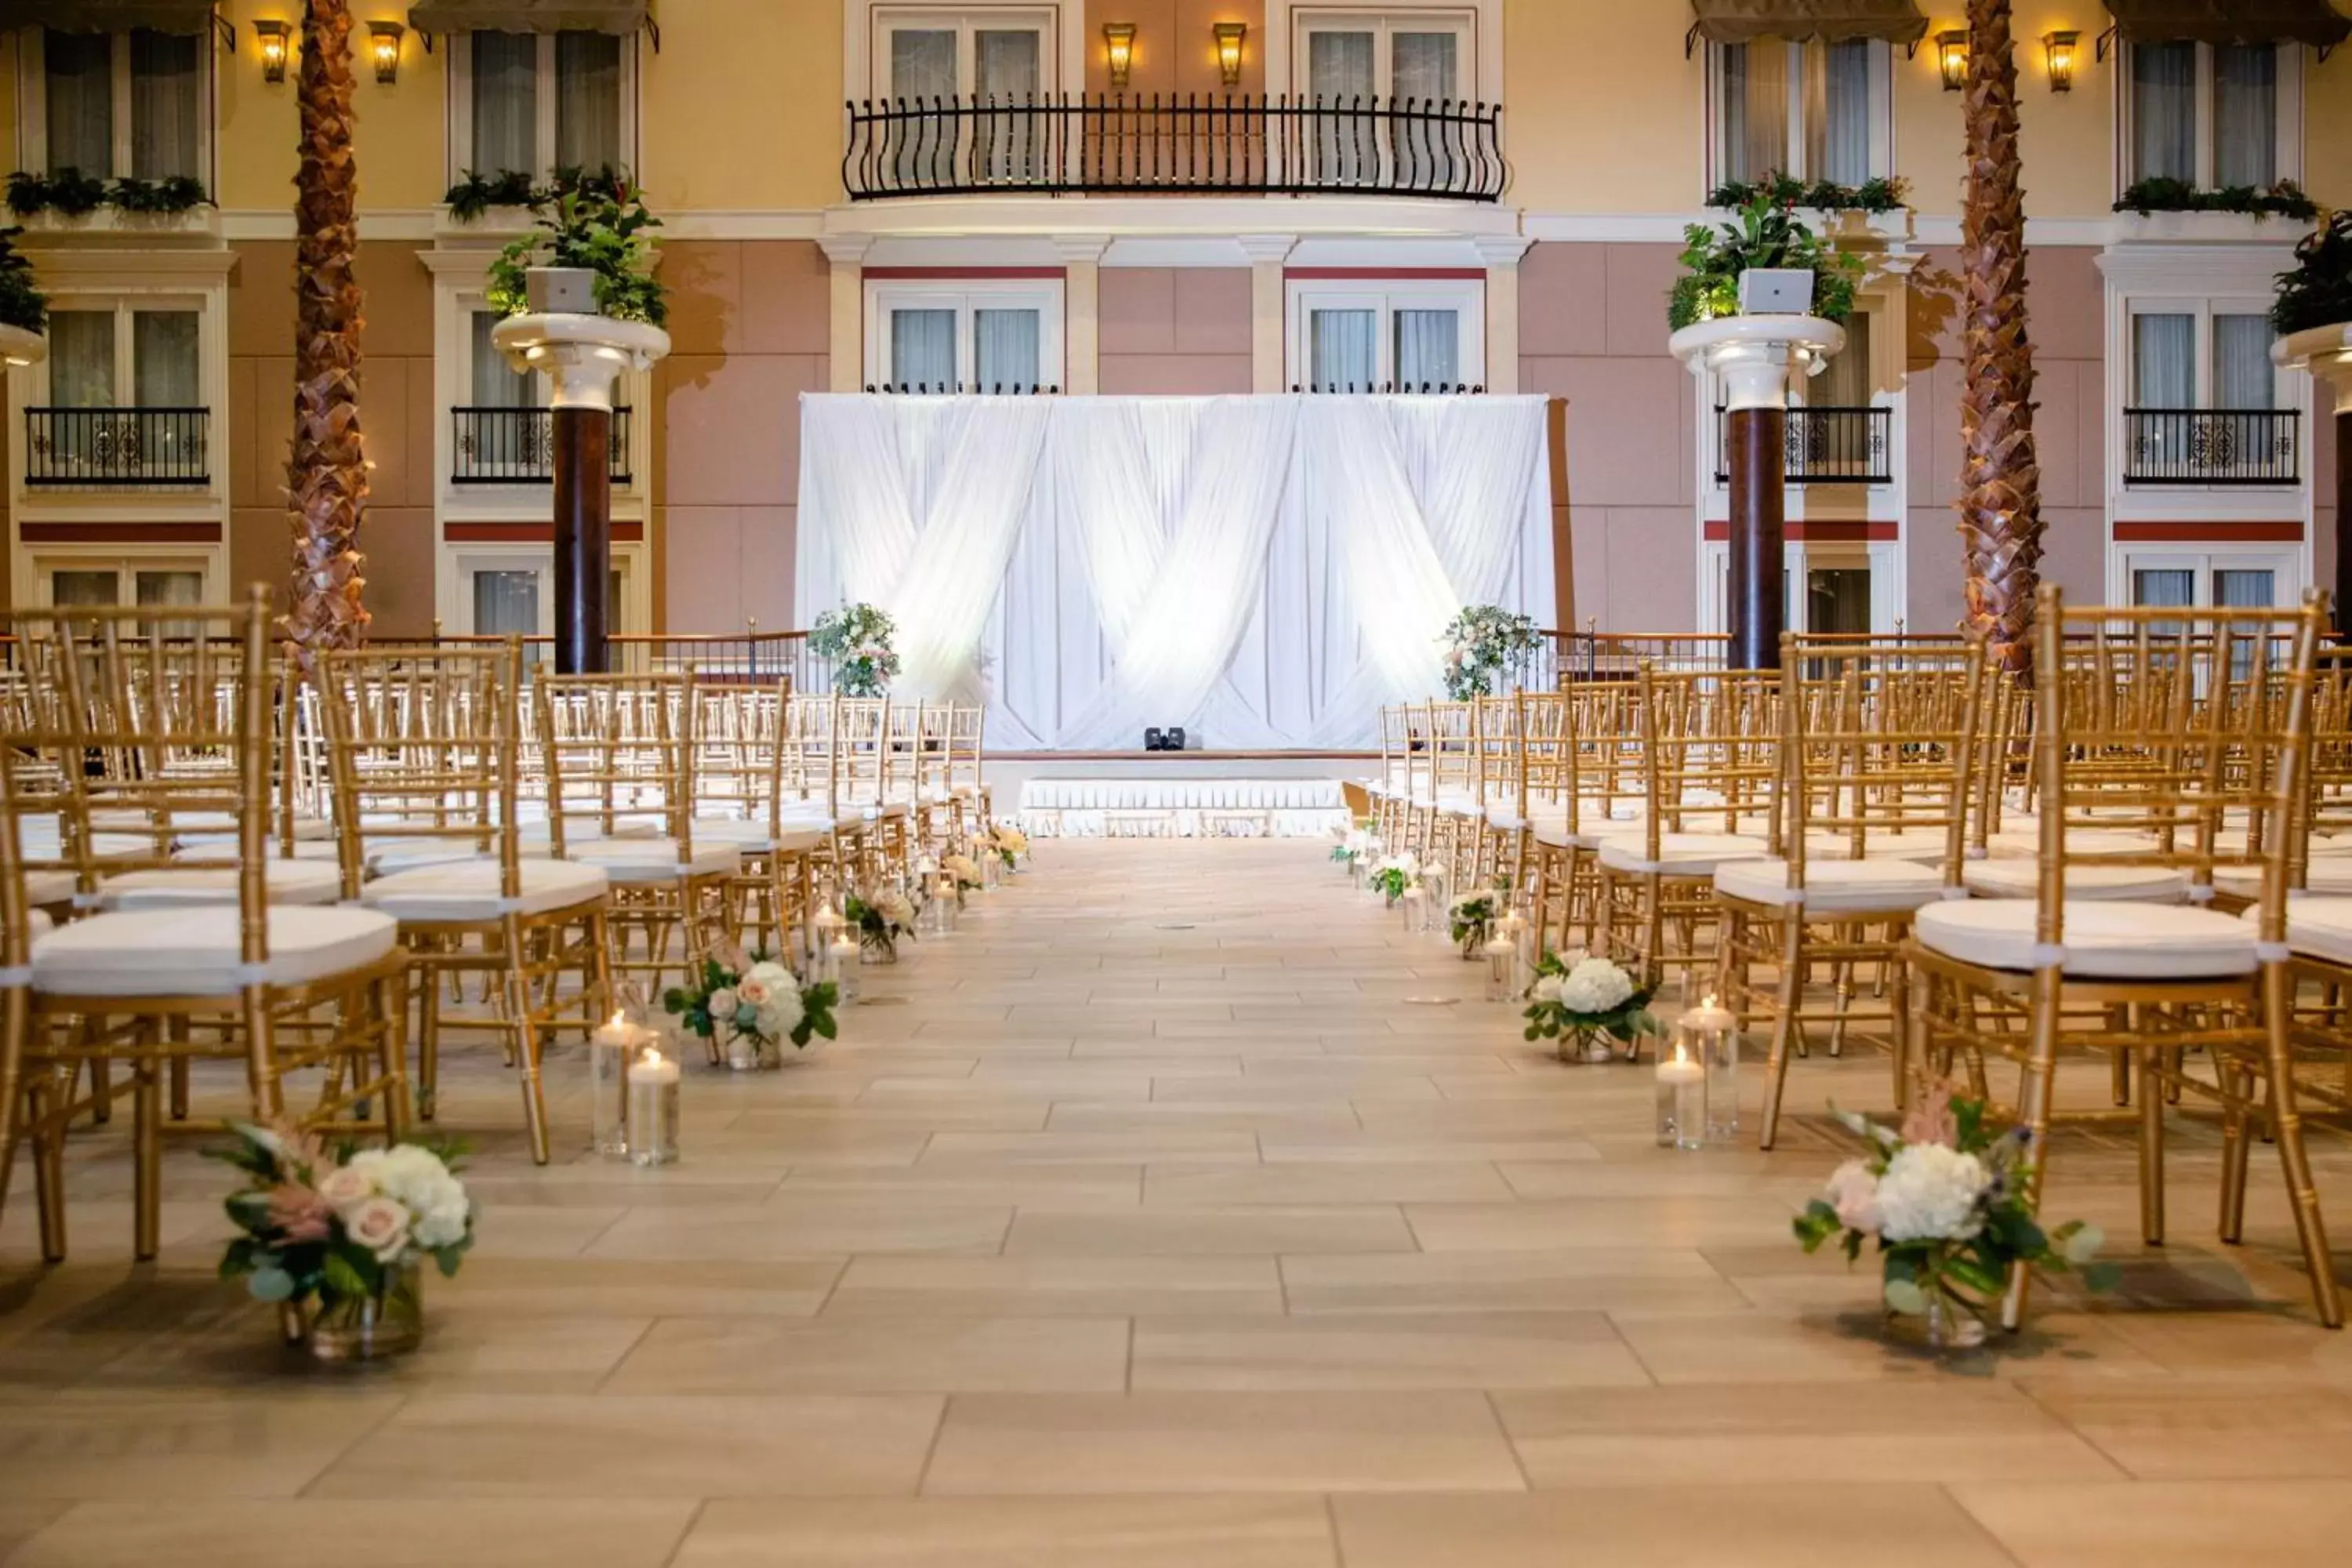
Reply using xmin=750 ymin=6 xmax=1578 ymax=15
xmin=2125 ymin=303 xmax=2292 ymax=486
xmin=874 ymin=8 xmax=1053 ymax=185
xmin=36 ymin=303 xmax=203 ymax=485
xmin=1295 ymin=11 xmax=1472 ymax=187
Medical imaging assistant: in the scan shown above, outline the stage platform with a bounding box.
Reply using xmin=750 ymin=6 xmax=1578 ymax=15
xmin=990 ymin=752 xmax=1370 ymax=839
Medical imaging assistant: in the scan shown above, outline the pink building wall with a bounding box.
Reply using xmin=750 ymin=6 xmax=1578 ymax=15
xmin=1098 ymin=268 xmax=1254 ymax=394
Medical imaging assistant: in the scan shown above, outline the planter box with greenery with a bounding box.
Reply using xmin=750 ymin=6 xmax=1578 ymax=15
xmin=1669 ymin=190 xmax=1863 ymax=332
xmin=0 ymin=226 xmax=48 ymax=367
xmin=444 ymin=165 xmax=631 ymax=234
xmin=5 ymin=170 xmax=216 ymax=236
xmin=2270 ymin=209 xmax=2352 ymax=390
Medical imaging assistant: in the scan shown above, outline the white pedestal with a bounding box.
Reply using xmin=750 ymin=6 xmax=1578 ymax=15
xmin=491 ymin=312 xmax=670 ymax=411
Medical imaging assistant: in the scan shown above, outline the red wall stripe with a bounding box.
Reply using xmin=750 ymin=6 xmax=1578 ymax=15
xmin=2113 ymin=521 xmax=2303 ymax=542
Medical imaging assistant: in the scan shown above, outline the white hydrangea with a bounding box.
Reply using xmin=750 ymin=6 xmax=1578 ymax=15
xmin=346 ymin=1145 xmax=470 ymax=1251
xmin=1531 ymin=974 xmax=1565 ymax=1004
xmin=743 ymin=960 xmax=804 ymax=1038
xmin=1874 ymin=1143 xmax=1990 ymax=1242
xmin=1555 ymin=956 xmax=1635 ymax=1014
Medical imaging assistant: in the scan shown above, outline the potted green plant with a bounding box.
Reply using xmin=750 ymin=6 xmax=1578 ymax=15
xmin=486 ymin=176 xmax=667 ymax=325
xmin=1668 ymin=188 xmax=1864 ymax=331
xmin=2270 ymin=208 xmax=2352 ymax=405
xmin=0 ymin=226 xmax=49 ymax=366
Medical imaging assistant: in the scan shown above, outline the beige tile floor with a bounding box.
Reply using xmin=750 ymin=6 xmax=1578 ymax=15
xmin=5 ymin=838 xmax=2352 ymax=1566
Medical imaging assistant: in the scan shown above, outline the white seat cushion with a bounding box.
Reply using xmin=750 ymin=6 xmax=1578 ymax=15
xmin=1596 ymin=833 xmax=1772 ymax=877
xmin=1714 ymin=858 xmax=1952 ymax=915
xmin=773 ymin=826 xmax=829 ymax=854
xmin=173 ymin=838 xmax=341 ymax=866
xmin=1802 ymin=830 xmax=1955 ymax=865
xmin=174 ymin=815 xmax=333 ymax=846
xmin=366 ymin=837 xmax=538 ymax=876
xmin=32 ymin=906 xmax=399 ymax=997
xmin=1963 ymin=859 xmax=2188 ymax=902
xmin=5 ymin=908 xmax=56 ymax=951
xmin=24 ymin=869 xmax=76 ymax=907
xmin=2218 ymin=862 xmax=2352 ymax=900
xmin=568 ymin=839 xmax=739 ymax=884
xmin=1987 ymin=827 xmax=2164 ymax=859
xmin=100 ymin=860 xmax=345 ymax=911
xmin=1915 ymin=899 xmax=2254 ymax=981
xmin=361 ymin=858 xmax=608 ymax=923
xmin=2252 ymin=898 xmax=2352 ymax=965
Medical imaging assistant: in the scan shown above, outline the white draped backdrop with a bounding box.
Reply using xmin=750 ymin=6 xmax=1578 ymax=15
xmin=794 ymin=394 xmax=1554 ymax=750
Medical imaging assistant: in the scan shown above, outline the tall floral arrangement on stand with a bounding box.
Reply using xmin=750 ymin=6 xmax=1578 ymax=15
xmin=812 ymin=602 xmax=901 ymax=698
xmin=1794 ymin=1083 xmax=2115 ymax=1348
xmin=662 ymin=940 xmax=838 ymax=1069
xmin=1522 ymin=953 xmax=1659 ymax=1062
xmin=213 ymin=1121 xmax=475 ymax=1359
xmin=1439 ymin=605 xmax=1543 ymax=701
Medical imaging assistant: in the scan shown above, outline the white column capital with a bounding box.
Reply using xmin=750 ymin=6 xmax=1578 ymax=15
xmin=1236 ymin=234 xmax=1298 ymax=266
xmin=818 ymin=233 xmax=875 ymax=267
xmin=492 ymin=314 xmax=671 ymax=411
xmin=2275 ymin=323 xmax=2352 ymax=414
xmin=1050 ymin=233 xmax=1112 ymax=266
xmin=1471 ymin=234 xmax=1534 ymax=267
xmin=1667 ymin=315 xmax=1846 ymax=412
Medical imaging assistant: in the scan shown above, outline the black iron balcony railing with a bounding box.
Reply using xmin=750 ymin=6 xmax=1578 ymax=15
xmin=24 ymin=407 xmax=209 ymax=488
xmin=1713 ymin=405 xmax=1892 ymax=485
xmin=2123 ymin=408 xmax=2299 ymax=485
xmin=844 ymin=93 xmax=1506 ymax=201
xmin=452 ymin=406 xmax=633 ymax=485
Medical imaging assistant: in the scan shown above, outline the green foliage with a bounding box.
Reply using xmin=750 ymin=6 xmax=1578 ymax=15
xmin=2114 ymin=176 xmax=2317 ymax=221
xmin=6 ymin=169 xmax=205 ymax=217
xmin=445 ymin=164 xmax=629 ymax=223
xmin=1519 ymin=950 xmax=1660 ymax=1046
xmin=485 ymin=176 xmax=668 ymax=326
xmin=1439 ymin=605 xmax=1541 ymax=700
xmin=0 ymin=229 xmax=46 ymax=333
xmin=1706 ymin=171 xmax=1910 ymax=215
xmin=811 ymin=602 xmax=902 ymax=697
xmin=2272 ymin=208 xmax=2352 ymax=337
xmin=1668 ymin=188 xmax=1864 ymax=331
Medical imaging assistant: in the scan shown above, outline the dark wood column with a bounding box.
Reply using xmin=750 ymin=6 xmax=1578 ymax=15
xmin=552 ymin=405 xmax=612 ymax=674
xmin=1725 ymin=405 xmax=1786 ymax=671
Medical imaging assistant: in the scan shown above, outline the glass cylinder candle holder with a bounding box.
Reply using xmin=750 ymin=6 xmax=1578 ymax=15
xmin=1500 ymin=906 xmax=1536 ymax=994
xmin=1680 ymin=993 xmax=1740 ymax=1142
xmin=1483 ymin=936 xmax=1517 ymax=1003
xmin=828 ymin=935 xmax=863 ymax=1000
xmin=589 ymin=1011 xmax=638 ymax=1158
xmin=1400 ymin=881 xmax=1428 ymax=934
xmin=626 ymin=1044 xmax=681 ymax=1167
xmin=1655 ymin=1040 xmax=1704 ymax=1151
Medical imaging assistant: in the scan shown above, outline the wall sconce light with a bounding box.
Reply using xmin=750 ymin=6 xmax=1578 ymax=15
xmin=1103 ymin=23 xmax=1135 ymax=89
xmin=255 ymin=17 xmax=290 ymax=83
xmin=368 ymin=20 xmax=404 ymax=84
xmin=1213 ymin=21 xmax=1246 ymax=88
xmin=2043 ymin=29 xmax=2078 ymax=93
xmin=1936 ymin=30 xmax=1969 ymax=91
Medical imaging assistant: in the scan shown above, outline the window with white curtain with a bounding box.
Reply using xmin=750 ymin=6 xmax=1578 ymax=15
xmin=2129 ymin=304 xmax=2280 ymax=408
xmin=41 ymin=561 xmax=211 ymax=618
xmin=1296 ymin=12 xmax=1472 ymax=99
xmin=456 ymin=30 xmax=633 ymax=178
xmin=33 ymin=25 xmax=207 ymax=181
xmin=1711 ymin=37 xmax=1888 ymax=186
xmin=2125 ymin=553 xmax=2292 ymax=613
xmin=873 ymin=8 xmax=1051 ymax=95
xmin=2123 ymin=42 xmax=2293 ymax=189
xmin=866 ymin=281 xmax=1064 ymax=392
xmin=1287 ymin=280 xmax=1484 ymax=392
xmin=43 ymin=303 xmax=200 ymax=408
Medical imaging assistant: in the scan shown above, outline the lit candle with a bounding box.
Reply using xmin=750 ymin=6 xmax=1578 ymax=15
xmin=1656 ymin=1044 xmax=1704 ymax=1151
xmin=829 ymin=934 xmax=862 ymax=1001
xmin=1483 ymin=935 xmax=1517 ymax=1004
xmin=1682 ymin=993 xmax=1740 ymax=1142
xmin=626 ymin=1045 xmax=681 ymax=1167
xmin=589 ymin=1011 xmax=638 ymax=1158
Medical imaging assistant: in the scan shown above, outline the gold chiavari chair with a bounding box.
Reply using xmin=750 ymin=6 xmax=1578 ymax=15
xmin=1367 ymin=705 xmax=1414 ymax=848
xmin=1904 ymin=586 xmax=2339 ymax=1329
xmin=834 ymin=695 xmax=911 ymax=894
xmin=1422 ymin=699 xmax=1483 ymax=886
xmin=1715 ymin=636 xmax=1983 ymax=1148
xmin=695 ymin=681 xmax=837 ymax=961
xmin=535 ymin=670 xmax=739 ymax=1011
xmin=1523 ymin=678 xmax=1648 ymax=960
xmin=2 ymin=588 xmax=408 ymax=1258
xmin=945 ymin=701 xmax=989 ymax=838
xmin=1592 ymin=666 xmax=1779 ymax=1001
xmin=317 ymin=641 xmax=612 ymax=1163
xmin=1471 ymin=691 xmax=1528 ymax=894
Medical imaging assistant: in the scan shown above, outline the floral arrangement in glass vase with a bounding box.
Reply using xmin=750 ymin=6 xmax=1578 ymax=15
xmin=942 ymin=851 xmax=983 ymax=907
xmin=1331 ymin=825 xmax=1377 ymax=868
xmin=1448 ymin=891 xmax=1499 ymax=959
xmin=212 ymin=1121 xmax=475 ymax=1360
xmin=663 ymin=940 xmax=839 ymax=1069
xmin=1522 ymin=952 xmax=1660 ymax=1062
xmin=1794 ymin=1084 xmax=2116 ymax=1349
xmin=988 ymin=822 xmax=1029 ymax=869
xmin=1369 ymin=852 xmax=1419 ymax=905
xmin=846 ymin=889 xmax=917 ymax=960
xmin=811 ymin=602 xmax=902 ymax=698
xmin=1439 ymin=605 xmax=1543 ymax=701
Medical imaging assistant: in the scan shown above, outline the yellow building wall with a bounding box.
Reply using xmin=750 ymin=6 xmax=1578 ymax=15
xmin=639 ymin=0 xmax=844 ymax=210
xmin=213 ymin=4 xmax=445 ymax=212
xmin=1503 ymin=0 xmax=1701 ymax=214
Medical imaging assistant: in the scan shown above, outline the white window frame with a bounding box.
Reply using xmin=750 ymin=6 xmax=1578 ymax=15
xmin=1702 ymin=36 xmax=1893 ymax=190
xmin=2116 ymin=42 xmax=2302 ymax=193
xmin=1267 ymin=3 xmax=1500 ymax=103
xmin=2122 ymin=297 xmax=2285 ymax=410
xmin=24 ymin=550 xmax=220 ymax=613
xmin=446 ymin=29 xmax=640 ymax=182
xmin=32 ymin=296 xmax=206 ymax=408
xmin=864 ymin=279 xmax=1065 ymax=391
xmin=437 ymin=546 xmax=647 ymax=641
xmin=855 ymin=5 xmax=1065 ymax=99
xmin=14 ymin=25 xmax=216 ymax=186
xmin=2109 ymin=544 xmax=2304 ymax=612
xmin=1284 ymin=277 xmax=1485 ymax=391
xmin=1290 ymin=8 xmax=1478 ymax=99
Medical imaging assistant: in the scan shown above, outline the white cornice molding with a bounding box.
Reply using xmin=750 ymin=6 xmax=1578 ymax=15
xmin=1470 ymin=234 xmax=1534 ymax=266
xmin=2094 ymin=241 xmax=2299 ymax=294
xmin=1234 ymin=234 xmax=1299 ymax=265
xmin=220 ymin=209 xmax=439 ymax=241
xmin=1048 ymin=233 xmax=1113 ymax=265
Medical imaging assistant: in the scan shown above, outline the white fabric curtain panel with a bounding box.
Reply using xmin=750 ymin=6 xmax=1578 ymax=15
xmin=129 ymin=28 xmax=201 ymax=180
xmin=889 ymin=27 xmax=956 ymax=98
xmin=1811 ymin=39 xmax=1871 ymax=185
xmin=1392 ymin=31 xmax=1457 ymax=100
xmin=796 ymin=394 xmax=1554 ymax=751
xmin=1392 ymin=310 xmax=1459 ymax=389
xmin=470 ymin=312 xmax=535 ymax=405
xmin=45 ymin=29 xmax=114 ymax=176
xmin=2130 ymin=42 xmax=2196 ymax=182
xmin=1309 ymin=310 xmax=1378 ymax=392
xmin=1722 ymin=42 xmax=1789 ymax=183
xmin=975 ymin=29 xmax=1038 ymax=96
xmin=554 ymin=29 xmax=622 ymax=169
xmin=973 ymin=309 xmax=1040 ymax=392
xmin=2212 ymin=314 xmax=2274 ymax=409
xmin=888 ymin=309 xmax=958 ymax=390
xmin=472 ymin=30 xmax=539 ymax=170
xmin=48 ymin=311 xmax=115 ymax=407
xmin=132 ymin=312 xmax=199 ymax=406
xmin=2132 ymin=314 xmax=2195 ymax=407
xmin=2212 ymin=44 xmax=2278 ymax=187
xmin=2132 ymin=569 xmax=2196 ymax=608
xmin=2214 ymin=568 xmax=2275 ymax=608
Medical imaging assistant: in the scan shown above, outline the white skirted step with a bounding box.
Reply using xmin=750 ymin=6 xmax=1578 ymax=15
xmin=1020 ymin=779 xmax=1349 ymax=839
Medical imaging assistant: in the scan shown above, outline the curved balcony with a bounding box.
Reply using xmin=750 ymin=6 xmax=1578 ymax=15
xmin=844 ymin=93 xmax=1507 ymax=201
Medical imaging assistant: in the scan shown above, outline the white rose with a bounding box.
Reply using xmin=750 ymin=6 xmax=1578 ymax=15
xmin=343 ymin=1196 xmax=412 ymax=1262
xmin=1875 ymin=1144 xmax=1990 ymax=1242
xmin=1822 ymin=1159 xmax=1883 ymax=1236
xmin=1532 ymin=975 xmax=1565 ymax=1004
xmin=316 ymin=1165 xmax=374 ymax=1210
xmin=708 ymin=987 xmax=737 ymax=1020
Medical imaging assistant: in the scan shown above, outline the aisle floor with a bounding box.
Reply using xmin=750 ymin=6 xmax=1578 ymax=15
xmin=4 ymin=839 xmax=2352 ymax=1566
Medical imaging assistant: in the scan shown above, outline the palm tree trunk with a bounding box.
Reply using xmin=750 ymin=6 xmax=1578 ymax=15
xmin=1956 ymin=0 xmax=2043 ymax=679
xmin=284 ymin=0 xmax=368 ymax=659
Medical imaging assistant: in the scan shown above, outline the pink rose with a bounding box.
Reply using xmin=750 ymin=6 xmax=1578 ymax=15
xmin=736 ymin=977 xmax=771 ymax=1007
xmin=1823 ymin=1160 xmax=1882 ymax=1236
xmin=344 ymin=1196 xmax=411 ymax=1262
xmin=316 ymin=1165 xmax=374 ymax=1210
xmin=266 ymin=1185 xmax=332 ymax=1244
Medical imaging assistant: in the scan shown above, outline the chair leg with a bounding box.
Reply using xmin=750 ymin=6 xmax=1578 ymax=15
xmin=30 ymin=1069 xmax=67 ymax=1263
xmin=503 ymin=913 xmax=552 ymax=1167
xmin=377 ymin=967 xmax=412 ymax=1143
xmin=2219 ymin=1058 xmax=2253 ymax=1244
xmin=2002 ymin=966 xmax=2066 ymax=1332
xmin=0 ymin=987 xmax=26 ymax=1222
xmin=133 ymin=1053 xmax=162 ymax=1262
xmin=2259 ymin=961 xmax=2343 ymax=1328
xmin=1758 ymin=915 xmax=1803 ymax=1152
xmin=2138 ymin=1044 xmax=2166 ymax=1247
